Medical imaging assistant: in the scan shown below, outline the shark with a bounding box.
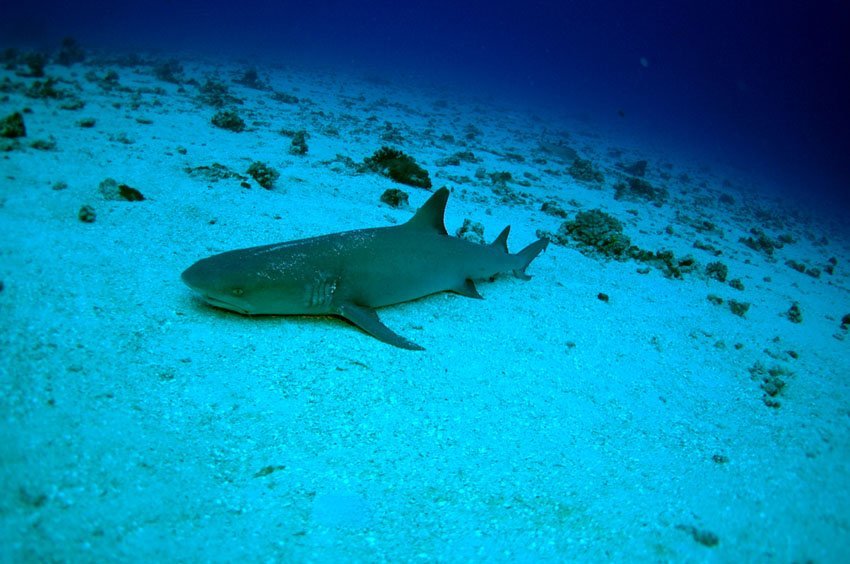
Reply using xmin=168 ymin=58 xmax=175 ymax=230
xmin=181 ymin=187 xmax=549 ymax=350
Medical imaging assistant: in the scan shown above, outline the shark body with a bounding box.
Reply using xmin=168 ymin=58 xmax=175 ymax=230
xmin=181 ymin=187 xmax=548 ymax=350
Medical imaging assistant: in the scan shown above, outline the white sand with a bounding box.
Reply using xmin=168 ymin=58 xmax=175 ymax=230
xmin=1 ymin=51 xmax=849 ymax=561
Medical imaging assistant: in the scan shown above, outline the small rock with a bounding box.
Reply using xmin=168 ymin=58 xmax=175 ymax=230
xmin=676 ymin=524 xmax=719 ymax=547
xmin=456 ymin=219 xmax=485 ymax=245
xmin=78 ymin=205 xmax=96 ymax=222
xmin=380 ymin=188 xmax=409 ymax=209
xmin=785 ymin=302 xmax=803 ymax=323
xmin=245 ymin=161 xmax=279 ymax=189
xmin=98 ymin=178 xmax=145 ymax=201
xmin=211 ymin=109 xmax=245 ymax=132
xmin=705 ymin=261 xmax=728 ymax=282
xmin=289 ymin=130 xmax=309 ymax=155
xmin=707 ymin=294 xmax=724 ymax=306
xmin=0 ymin=112 xmax=26 ymax=138
xmin=728 ymin=299 xmax=750 ymax=318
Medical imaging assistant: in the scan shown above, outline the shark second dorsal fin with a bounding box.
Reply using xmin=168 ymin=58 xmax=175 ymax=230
xmin=405 ymin=187 xmax=449 ymax=235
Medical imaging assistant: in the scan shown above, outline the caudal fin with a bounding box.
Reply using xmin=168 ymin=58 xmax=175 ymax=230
xmin=513 ymin=237 xmax=549 ymax=280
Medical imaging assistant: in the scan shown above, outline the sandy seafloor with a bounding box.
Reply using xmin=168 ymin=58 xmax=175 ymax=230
xmin=1 ymin=50 xmax=849 ymax=563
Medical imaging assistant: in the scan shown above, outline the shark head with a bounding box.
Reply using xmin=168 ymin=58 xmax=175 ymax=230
xmin=181 ymin=255 xmax=259 ymax=314
xmin=181 ymin=248 xmax=314 ymax=315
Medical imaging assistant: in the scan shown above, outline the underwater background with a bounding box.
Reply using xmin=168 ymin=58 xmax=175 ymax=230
xmin=5 ymin=0 xmax=850 ymax=211
xmin=2 ymin=0 xmax=849 ymax=561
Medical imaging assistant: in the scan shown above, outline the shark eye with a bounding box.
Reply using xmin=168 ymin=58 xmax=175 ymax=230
xmin=231 ymin=288 xmax=244 ymax=296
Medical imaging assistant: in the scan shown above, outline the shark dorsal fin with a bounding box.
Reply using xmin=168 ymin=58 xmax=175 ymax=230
xmin=405 ymin=187 xmax=449 ymax=235
xmin=491 ymin=226 xmax=511 ymax=253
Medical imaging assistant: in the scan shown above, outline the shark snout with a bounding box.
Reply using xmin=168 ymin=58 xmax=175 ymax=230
xmin=181 ymin=260 xmax=253 ymax=315
xmin=181 ymin=259 xmax=219 ymax=293
xmin=181 ymin=260 xmax=205 ymax=289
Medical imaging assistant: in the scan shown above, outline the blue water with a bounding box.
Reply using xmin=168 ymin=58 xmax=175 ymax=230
xmin=5 ymin=0 xmax=849 ymax=211
xmin=3 ymin=1 xmax=850 ymax=561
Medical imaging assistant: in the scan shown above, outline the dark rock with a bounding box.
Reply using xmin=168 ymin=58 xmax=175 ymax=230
xmin=614 ymin=177 xmax=667 ymax=205
xmin=153 ymin=59 xmax=183 ymax=83
xmin=0 ymin=112 xmax=25 ymax=138
xmin=676 ymin=524 xmax=719 ymax=547
xmin=98 ymin=178 xmax=145 ymax=201
xmin=26 ymin=78 xmax=68 ymax=100
xmin=31 ymin=138 xmax=57 ymax=151
xmin=749 ymin=362 xmax=790 ymax=408
xmin=707 ymin=294 xmax=724 ymax=306
xmin=272 ymin=91 xmax=299 ymax=104
xmin=246 ymin=161 xmax=280 ymax=189
xmin=705 ymin=261 xmax=728 ymax=282
xmin=786 ymin=302 xmax=803 ymax=323
xmin=628 ymin=248 xmax=695 ymax=279
xmin=728 ymin=278 xmax=745 ymax=291
xmin=289 ymin=130 xmax=308 ymax=155
xmin=23 ymin=52 xmax=46 ymax=77
xmin=211 ymin=110 xmax=245 ymax=132
xmin=234 ymin=67 xmax=270 ymax=90
xmin=785 ymin=259 xmax=806 ymax=273
xmin=740 ymin=229 xmax=781 ymax=256
xmin=728 ymin=299 xmax=750 ymax=318
xmin=618 ymin=159 xmax=648 ymax=177
xmin=436 ymin=154 xmax=461 ymax=166
xmin=78 ymin=205 xmax=96 ymax=222
xmin=540 ymin=201 xmax=568 ymax=218
xmin=185 ymin=163 xmax=247 ymax=183
xmin=568 ymin=158 xmax=604 ymax=183
xmin=559 ymin=209 xmax=631 ymax=259
xmin=118 ymin=184 xmax=145 ymax=201
xmin=380 ymin=188 xmax=409 ymax=208
xmin=59 ymin=98 xmax=85 ymax=111
xmin=198 ymin=78 xmax=241 ymax=108
xmin=362 ymin=146 xmax=431 ymax=189
xmin=697 ymin=242 xmax=722 ymax=256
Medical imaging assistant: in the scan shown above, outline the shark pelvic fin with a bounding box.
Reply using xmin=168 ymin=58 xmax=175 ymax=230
xmin=451 ymin=278 xmax=483 ymax=299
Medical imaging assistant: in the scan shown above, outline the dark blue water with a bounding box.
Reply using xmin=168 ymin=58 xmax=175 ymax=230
xmin=5 ymin=0 xmax=849 ymax=211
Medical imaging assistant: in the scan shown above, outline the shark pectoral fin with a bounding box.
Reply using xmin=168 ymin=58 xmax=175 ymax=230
xmin=337 ymin=303 xmax=425 ymax=351
xmin=452 ymin=278 xmax=483 ymax=299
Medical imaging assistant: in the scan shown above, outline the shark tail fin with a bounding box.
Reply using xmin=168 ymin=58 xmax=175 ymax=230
xmin=513 ymin=237 xmax=549 ymax=280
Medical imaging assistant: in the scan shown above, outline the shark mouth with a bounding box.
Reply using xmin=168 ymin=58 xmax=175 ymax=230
xmin=203 ymin=295 xmax=251 ymax=315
